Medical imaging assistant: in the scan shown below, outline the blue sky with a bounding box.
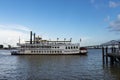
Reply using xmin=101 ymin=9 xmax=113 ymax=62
xmin=0 ymin=0 xmax=120 ymax=46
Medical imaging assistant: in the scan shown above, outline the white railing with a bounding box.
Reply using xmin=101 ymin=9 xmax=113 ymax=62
xmin=17 ymin=43 xmax=79 ymax=46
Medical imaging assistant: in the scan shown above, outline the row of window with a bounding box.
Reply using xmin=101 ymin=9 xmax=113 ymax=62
xmin=31 ymin=50 xmax=62 ymax=53
xmin=66 ymin=46 xmax=78 ymax=49
xmin=21 ymin=46 xmax=59 ymax=48
xmin=20 ymin=46 xmax=78 ymax=49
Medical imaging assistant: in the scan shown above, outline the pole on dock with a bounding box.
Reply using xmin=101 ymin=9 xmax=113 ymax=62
xmin=113 ymin=47 xmax=116 ymax=53
xmin=110 ymin=46 xmax=115 ymax=65
xmin=102 ymin=47 xmax=105 ymax=64
xmin=111 ymin=46 xmax=114 ymax=53
xmin=105 ymin=47 xmax=108 ymax=64
xmin=110 ymin=57 xmax=114 ymax=65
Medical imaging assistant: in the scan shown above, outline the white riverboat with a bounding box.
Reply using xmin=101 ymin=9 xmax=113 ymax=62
xmin=11 ymin=31 xmax=81 ymax=55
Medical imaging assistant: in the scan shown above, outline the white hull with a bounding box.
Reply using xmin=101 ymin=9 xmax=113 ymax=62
xmin=11 ymin=50 xmax=80 ymax=55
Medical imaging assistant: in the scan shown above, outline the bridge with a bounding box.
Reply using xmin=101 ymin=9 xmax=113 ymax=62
xmin=83 ymin=40 xmax=120 ymax=49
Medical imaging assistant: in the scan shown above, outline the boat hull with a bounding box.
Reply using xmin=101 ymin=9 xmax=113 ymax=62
xmin=11 ymin=51 xmax=82 ymax=55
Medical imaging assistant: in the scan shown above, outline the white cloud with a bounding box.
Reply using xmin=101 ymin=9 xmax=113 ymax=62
xmin=104 ymin=16 xmax=110 ymax=22
xmin=0 ymin=24 xmax=31 ymax=32
xmin=109 ymin=1 xmax=120 ymax=8
xmin=117 ymin=14 xmax=120 ymax=20
xmin=108 ymin=14 xmax=120 ymax=32
xmin=0 ymin=24 xmax=31 ymax=47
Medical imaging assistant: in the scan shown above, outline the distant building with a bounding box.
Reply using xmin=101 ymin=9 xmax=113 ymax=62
xmin=0 ymin=45 xmax=3 ymax=49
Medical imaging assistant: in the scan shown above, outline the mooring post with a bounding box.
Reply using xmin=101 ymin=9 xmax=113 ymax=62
xmin=110 ymin=57 xmax=114 ymax=65
xmin=111 ymin=46 xmax=114 ymax=53
xmin=110 ymin=46 xmax=115 ymax=65
xmin=105 ymin=47 xmax=108 ymax=64
xmin=114 ymin=47 xmax=116 ymax=53
xmin=102 ymin=47 xmax=105 ymax=64
xmin=113 ymin=46 xmax=116 ymax=53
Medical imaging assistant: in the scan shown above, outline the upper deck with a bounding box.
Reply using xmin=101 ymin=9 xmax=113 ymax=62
xmin=17 ymin=31 xmax=80 ymax=47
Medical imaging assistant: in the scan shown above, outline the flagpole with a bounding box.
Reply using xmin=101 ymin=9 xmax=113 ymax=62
xmin=80 ymin=38 xmax=82 ymax=48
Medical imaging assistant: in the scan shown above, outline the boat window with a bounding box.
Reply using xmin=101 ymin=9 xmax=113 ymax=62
xmin=66 ymin=47 xmax=67 ymax=49
xmin=74 ymin=46 xmax=76 ymax=49
xmin=71 ymin=47 xmax=73 ymax=49
xmin=52 ymin=51 xmax=54 ymax=53
xmin=68 ymin=47 xmax=70 ymax=49
xmin=76 ymin=46 xmax=78 ymax=49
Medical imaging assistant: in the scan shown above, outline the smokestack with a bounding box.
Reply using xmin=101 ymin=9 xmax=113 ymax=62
xmin=30 ymin=31 xmax=32 ymax=44
xmin=34 ymin=33 xmax=36 ymax=44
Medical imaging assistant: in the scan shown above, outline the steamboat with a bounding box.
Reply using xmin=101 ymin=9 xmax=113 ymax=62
xmin=11 ymin=31 xmax=83 ymax=55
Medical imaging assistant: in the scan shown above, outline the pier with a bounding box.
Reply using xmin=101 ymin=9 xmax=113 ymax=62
xmin=102 ymin=40 xmax=120 ymax=65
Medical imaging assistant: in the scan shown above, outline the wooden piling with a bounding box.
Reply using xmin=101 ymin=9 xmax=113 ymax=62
xmin=110 ymin=56 xmax=114 ymax=65
xmin=111 ymin=47 xmax=114 ymax=53
xmin=102 ymin=47 xmax=105 ymax=64
xmin=105 ymin=47 xmax=108 ymax=64
xmin=110 ymin=47 xmax=116 ymax=65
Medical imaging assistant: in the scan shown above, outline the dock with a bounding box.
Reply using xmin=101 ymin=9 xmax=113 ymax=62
xmin=101 ymin=40 xmax=120 ymax=65
xmin=102 ymin=47 xmax=120 ymax=65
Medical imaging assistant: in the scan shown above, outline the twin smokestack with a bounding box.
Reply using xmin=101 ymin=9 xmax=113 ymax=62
xmin=30 ymin=31 xmax=36 ymax=44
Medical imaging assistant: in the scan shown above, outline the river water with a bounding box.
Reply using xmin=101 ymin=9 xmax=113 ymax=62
xmin=0 ymin=49 xmax=120 ymax=80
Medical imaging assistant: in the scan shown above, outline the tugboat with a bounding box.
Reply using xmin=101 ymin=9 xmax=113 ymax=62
xmin=80 ymin=47 xmax=88 ymax=55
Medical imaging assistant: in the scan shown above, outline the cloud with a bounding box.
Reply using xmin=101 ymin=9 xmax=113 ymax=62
xmin=0 ymin=24 xmax=31 ymax=32
xmin=109 ymin=1 xmax=120 ymax=8
xmin=108 ymin=14 xmax=120 ymax=32
xmin=0 ymin=24 xmax=31 ymax=47
xmin=104 ymin=16 xmax=110 ymax=22
xmin=90 ymin=0 xmax=106 ymax=9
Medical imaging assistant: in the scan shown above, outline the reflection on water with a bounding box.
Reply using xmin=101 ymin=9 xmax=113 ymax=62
xmin=0 ymin=49 xmax=120 ymax=80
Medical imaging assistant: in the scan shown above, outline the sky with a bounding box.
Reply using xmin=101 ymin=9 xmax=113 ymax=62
xmin=0 ymin=0 xmax=120 ymax=47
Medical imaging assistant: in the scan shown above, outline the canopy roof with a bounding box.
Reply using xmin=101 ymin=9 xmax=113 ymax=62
xmin=101 ymin=40 xmax=120 ymax=46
